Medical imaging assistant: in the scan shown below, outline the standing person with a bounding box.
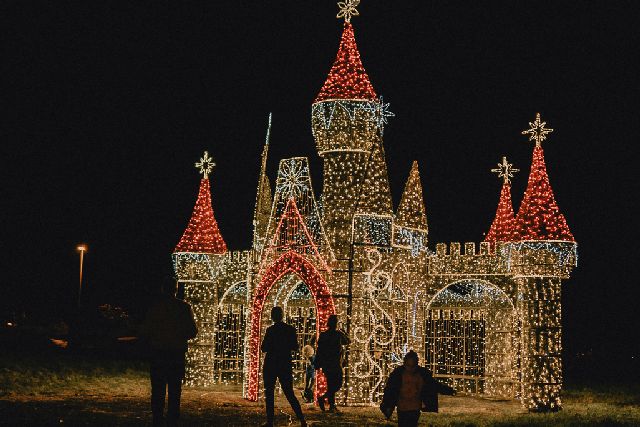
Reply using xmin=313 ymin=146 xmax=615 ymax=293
xmin=380 ymin=350 xmax=456 ymax=427
xmin=314 ymin=314 xmax=350 ymax=412
xmin=141 ymin=277 xmax=197 ymax=427
xmin=261 ymin=306 xmax=307 ymax=427
xmin=301 ymin=343 xmax=316 ymax=403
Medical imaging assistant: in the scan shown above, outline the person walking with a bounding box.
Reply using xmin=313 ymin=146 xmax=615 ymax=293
xmin=261 ymin=306 xmax=307 ymax=427
xmin=314 ymin=314 xmax=350 ymax=412
xmin=380 ymin=350 xmax=456 ymax=427
xmin=141 ymin=277 xmax=197 ymax=427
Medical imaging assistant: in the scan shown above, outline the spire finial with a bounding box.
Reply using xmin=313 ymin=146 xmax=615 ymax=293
xmin=265 ymin=112 xmax=272 ymax=146
xmin=491 ymin=156 xmax=519 ymax=184
xmin=522 ymin=112 xmax=554 ymax=148
xmin=337 ymin=0 xmax=360 ymax=23
xmin=195 ymin=151 xmax=215 ymax=179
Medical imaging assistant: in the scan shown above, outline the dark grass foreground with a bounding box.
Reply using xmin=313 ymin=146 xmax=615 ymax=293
xmin=2 ymin=350 xmax=640 ymax=426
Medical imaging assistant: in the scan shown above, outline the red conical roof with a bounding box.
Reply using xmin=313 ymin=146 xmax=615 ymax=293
xmin=485 ymin=182 xmax=516 ymax=243
xmin=514 ymin=146 xmax=574 ymax=241
xmin=314 ymin=22 xmax=377 ymax=103
xmin=174 ymin=178 xmax=228 ymax=253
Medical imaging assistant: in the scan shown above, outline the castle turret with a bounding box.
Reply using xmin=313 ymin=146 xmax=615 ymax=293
xmin=484 ymin=156 xmax=518 ymax=245
xmin=395 ymin=161 xmax=428 ymax=232
xmin=251 ymin=114 xmax=273 ymax=259
xmin=312 ymin=19 xmax=393 ymax=257
xmin=509 ymin=114 xmax=576 ymax=411
xmin=173 ymin=151 xmax=227 ymax=386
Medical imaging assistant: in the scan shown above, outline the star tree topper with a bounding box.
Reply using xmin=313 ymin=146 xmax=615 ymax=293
xmin=491 ymin=156 xmax=519 ymax=184
xmin=337 ymin=0 xmax=360 ymax=23
xmin=522 ymin=112 xmax=554 ymax=147
xmin=195 ymin=151 xmax=216 ymax=178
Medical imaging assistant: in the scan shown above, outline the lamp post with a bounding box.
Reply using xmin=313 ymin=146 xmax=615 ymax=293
xmin=76 ymin=244 xmax=87 ymax=307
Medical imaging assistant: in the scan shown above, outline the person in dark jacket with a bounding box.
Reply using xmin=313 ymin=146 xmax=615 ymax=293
xmin=141 ymin=278 xmax=197 ymax=427
xmin=380 ymin=350 xmax=455 ymax=427
xmin=261 ymin=306 xmax=307 ymax=427
xmin=314 ymin=314 xmax=350 ymax=412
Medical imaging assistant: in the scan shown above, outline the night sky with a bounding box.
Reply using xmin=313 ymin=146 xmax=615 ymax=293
xmin=2 ymin=2 xmax=638 ymax=363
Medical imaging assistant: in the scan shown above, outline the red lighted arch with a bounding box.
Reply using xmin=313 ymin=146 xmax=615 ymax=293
xmin=246 ymin=250 xmax=335 ymax=401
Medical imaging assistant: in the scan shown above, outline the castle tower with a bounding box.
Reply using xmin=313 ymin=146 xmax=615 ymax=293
xmin=251 ymin=114 xmax=273 ymax=260
xmin=173 ymin=151 xmax=228 ymax=386
xmin=484 ymin=156 xmax=518 ymax=245
xmin=510 ymin=114 xmax=576 ymax=411
xmin=393 ymin=160 xmax=429 ymax=254
xmin=311 ymin=17 xmax=393 ymax=257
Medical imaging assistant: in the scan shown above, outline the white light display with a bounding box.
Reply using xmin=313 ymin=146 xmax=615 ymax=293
xmin=172 ymin=3 xmax=577 ymax=413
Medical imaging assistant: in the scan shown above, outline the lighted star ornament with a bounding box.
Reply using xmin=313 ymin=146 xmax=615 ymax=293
xmin=522 ymin=112 xmax=554 ymax=147
xmin=491 ymin=156 xmax=519 ymax=184
xmin=195 ymin=151 xmax=215 ymax=178
xmin=337 ymin=0 xmax=360 ymax=23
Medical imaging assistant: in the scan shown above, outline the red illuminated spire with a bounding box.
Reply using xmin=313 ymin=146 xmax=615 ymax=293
xmin=514 ymin=146 xmax=574 ymax=241
xmin=485 ymin=182 xmax=516 ymax=243
xmin=314 ymin=22 xmax=377 ymax=103
xmin=485 ymin=157 xmax=518 ymax=244
xmin=175 ymin=152 xmax=228 ymax=254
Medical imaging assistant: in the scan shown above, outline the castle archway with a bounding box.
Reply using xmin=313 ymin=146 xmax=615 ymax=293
xmin=246 ymin=250 xmax=335 ymax=401
xmin=425 ymin=280 xmax=516 ymax=398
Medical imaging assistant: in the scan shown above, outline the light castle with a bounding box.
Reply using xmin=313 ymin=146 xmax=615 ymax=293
xmin=172 ymin=6 xmax=576 ymax=412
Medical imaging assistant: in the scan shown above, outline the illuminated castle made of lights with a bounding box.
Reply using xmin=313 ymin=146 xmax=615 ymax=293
xmin=172 ymin=7 xmax=576 ymax=412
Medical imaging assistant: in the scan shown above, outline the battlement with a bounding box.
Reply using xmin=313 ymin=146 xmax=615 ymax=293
xmin=430 ymin=241 xmax=508 ymax=276
xmin=224 ymin=250 xmax=250 ymax=264
xmin=434 ymin=241 xmax=498 ymax=257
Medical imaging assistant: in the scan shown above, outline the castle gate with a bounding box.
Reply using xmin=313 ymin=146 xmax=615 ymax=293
xmin=425 ymin=280 xmax=516 ymax=398
xmin=245 ymin=250 xmax=335 ymax=401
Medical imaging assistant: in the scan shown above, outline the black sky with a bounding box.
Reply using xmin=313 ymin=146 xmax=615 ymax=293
xmin=1 ymin=2 xmax=638 ymax=360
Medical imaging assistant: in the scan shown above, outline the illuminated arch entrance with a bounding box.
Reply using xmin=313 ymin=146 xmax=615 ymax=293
xmin=425 ymin=280 xmax=516 ymax=398
xmin=246 ymin=250 xmax=335 ymax=401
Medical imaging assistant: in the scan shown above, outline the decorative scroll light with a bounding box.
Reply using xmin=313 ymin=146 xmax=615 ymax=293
xmin=195 ymin=151 xmax=216 ymax=178
xmin=337 ymin=0 xmax=360 ymax=23
xmin=522 ymin=112 xmax=554 ymax=148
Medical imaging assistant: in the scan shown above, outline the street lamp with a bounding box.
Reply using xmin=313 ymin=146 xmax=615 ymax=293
xmin=76 ymin=244 xmax=87 ymax=307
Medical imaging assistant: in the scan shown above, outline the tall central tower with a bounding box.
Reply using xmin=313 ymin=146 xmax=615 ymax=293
xmin=311 ymin=20 xmax=393 ymax=258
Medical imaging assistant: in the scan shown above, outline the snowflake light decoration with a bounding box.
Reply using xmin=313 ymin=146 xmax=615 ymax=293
xmin=491 ymin=156 xmax=519 ymax=184
xmin=275 ymin=158 xmax=310 ymax=199
xmin=337 ymin=0 xmax=360 ymax=23
xmin=195 ymin=151 xmax=215 ymax=178
xmin=363 ymin=96 xmax=394 ymax=136
xmin=522 ymin=112 xmax=554 ymax=147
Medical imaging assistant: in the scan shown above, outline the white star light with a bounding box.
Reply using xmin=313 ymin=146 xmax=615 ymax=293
xmin=376 ymin=96 xmax=395 ymax=131
xmin=522 ymin=113 xmax=554 ymax=147
xmin=195 ymin=151 xmax=215 ymax=178
xmin=491 ymin=156 xmax=519 ymax=184
xmin=337 ymin=0 xmax=360 ymax=23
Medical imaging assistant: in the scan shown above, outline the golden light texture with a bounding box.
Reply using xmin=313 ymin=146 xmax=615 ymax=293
xmin=172 ymin=11 xmax=576 ymax=412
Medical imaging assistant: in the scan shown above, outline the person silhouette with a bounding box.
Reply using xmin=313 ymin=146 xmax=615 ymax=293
xmin=314 ymin=314 xmax=350 ymax=412
xmin=141 ymin=277 xmax=197 ymax=427
xmin=261 ymin=306 xmax=307 ymax=427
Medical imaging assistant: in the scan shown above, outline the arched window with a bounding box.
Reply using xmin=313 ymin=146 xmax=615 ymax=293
xmin=213 ymin=281 xmax=247 ymax=384
xmin=425 ymin=280 xmax=516 ymax=398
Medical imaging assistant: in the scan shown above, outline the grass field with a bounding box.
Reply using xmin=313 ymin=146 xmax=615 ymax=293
xmin=1 ymin=349 xmax=639 ymax=426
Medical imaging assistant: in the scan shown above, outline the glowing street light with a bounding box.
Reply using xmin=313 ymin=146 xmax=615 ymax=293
xmin=76 ymin=244 xmax=87 ymax=307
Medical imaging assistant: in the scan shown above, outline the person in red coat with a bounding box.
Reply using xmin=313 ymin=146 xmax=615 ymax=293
xmin=380 ymin=350 xmax=455 ymax=427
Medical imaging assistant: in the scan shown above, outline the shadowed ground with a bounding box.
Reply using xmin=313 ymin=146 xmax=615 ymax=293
xmin=1 ymin=349 xmax=639 ymax=426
